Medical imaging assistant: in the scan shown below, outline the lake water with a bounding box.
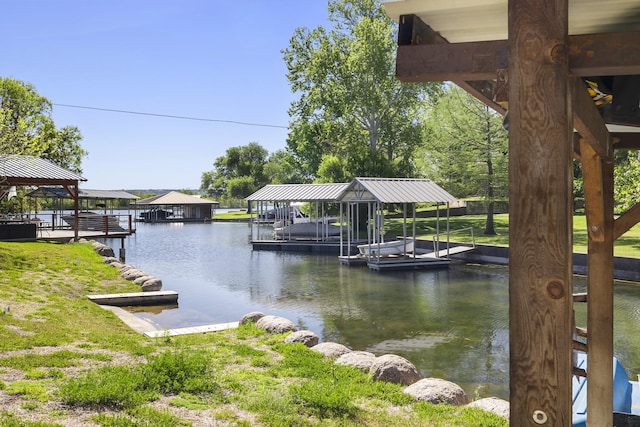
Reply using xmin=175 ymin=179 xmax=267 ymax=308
xmin=104 ymin=221 xmax=640 ymax=401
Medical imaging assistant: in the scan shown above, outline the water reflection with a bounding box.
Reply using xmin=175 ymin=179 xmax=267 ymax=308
xmin=104 ymin=222 xmax=639 ymax=400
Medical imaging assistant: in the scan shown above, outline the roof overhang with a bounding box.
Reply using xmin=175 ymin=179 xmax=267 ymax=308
xmin=384 ymin=0 xmax=640 ymax=148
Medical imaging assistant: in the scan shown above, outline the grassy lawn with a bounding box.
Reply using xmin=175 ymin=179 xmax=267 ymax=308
xmin=0 ymin=240 xmax=507 ymax=426
xmin=380 ymin=213 xmax=640 ymax=258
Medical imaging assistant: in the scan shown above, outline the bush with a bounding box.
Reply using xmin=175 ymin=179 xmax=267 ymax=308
xmin=59 ymin=348 xmax=220 ymax=409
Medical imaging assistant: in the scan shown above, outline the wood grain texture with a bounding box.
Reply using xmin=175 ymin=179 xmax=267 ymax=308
xmin=582 ymin=143 xmax=615 ymax=427
xmin=508 ymin=0 xmax=573 ymax=424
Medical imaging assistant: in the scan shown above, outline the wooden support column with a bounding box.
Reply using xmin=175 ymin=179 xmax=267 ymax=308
xmin=508 ymin=0 xmax=574 ymax=424
xmin=581 ymin=139 xmax=615 ymax=426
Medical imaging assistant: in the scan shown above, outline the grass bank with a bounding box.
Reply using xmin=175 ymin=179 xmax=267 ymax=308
xmin=0 ymin=241 xmax=507 ymax=426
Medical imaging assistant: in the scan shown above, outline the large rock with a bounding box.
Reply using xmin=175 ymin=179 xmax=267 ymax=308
xmin=467 ymin=397 xmax=510 ymax=419
xmin=93 ymin=243 xmax=115 ymax=257
xmin=404 ymin=378 xmax=468 ymax=405
xmin=335 ymin=351 xmax=377 ymax=371
xmin=310 ymin=342 xmax=352 ymax=358
xmin=240 ymin=311 xmax=266 ymax=325
xmin=284 ymin=330 xmax=319 ymax=347
xmin=122 ymin=268 xmax=148 ymax=281
xmin=102 ymin=256 xmax=119 ymax=264
xmin=255 ymin=315 xmax=297 ymax=334
xmin=133 ymin=275 xmax=155 ymax=285
xmin=370 ymin=354 xmax=420 ymax=386
xmin=141 ymin=278 xmax=163 ymax=292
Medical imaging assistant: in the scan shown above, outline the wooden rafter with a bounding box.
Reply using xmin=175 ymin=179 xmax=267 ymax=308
xmin=572 ymin=76 xmax=613 ymax=161
xmin=397 ymin=19 xmax=640 ymax=81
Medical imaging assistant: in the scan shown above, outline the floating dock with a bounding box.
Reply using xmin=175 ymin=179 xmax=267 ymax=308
xmin=87 ymin=290 xmax=178 ymax=306
xmin=339 ymin=245 xmax=475 ymax=271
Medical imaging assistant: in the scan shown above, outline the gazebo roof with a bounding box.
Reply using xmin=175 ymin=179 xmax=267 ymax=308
xmin=136 ymin=191 xmax=217 ymax=206
xmin=27 ymin=187 xmax=138 ymax=200
xmin=246 ymin=183 xmax=350 ymax=202
xmin=338 ymin=177 xmax=458 ymax=204
xmin=0 ymin=154 xmax=86 ymax=186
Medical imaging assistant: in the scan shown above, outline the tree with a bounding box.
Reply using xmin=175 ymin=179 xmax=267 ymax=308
xmin=0 ymin=77 xmax=86 ymax=173
xmin=263 ymin=149 xmax=310 ymax=184
xmin=421 ymin=85 xmax=508 ymax=235
xmin=283 ymin=0 xmax=442 ymax=181
xmin=200 ymin=142 xmax=269 ymax=202
xmin=614 ymin=150 xmax=640 ymax=214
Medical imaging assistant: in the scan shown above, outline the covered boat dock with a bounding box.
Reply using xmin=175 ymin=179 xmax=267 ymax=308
xmin=246 ymin=182 xmax=352 ymax=254
xmin=135 ymin=191 xmax=218 ymax=223
xmin=336 ymin=177 xmax=474 ymax=270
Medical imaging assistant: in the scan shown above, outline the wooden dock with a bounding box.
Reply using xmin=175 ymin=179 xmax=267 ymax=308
xmin=87 ymin=290 xmax=178 ymax=306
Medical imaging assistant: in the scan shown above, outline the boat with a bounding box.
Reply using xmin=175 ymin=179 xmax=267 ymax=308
xmin=357 ymin=239 xmax=415 ymax=257
xmin=572 ymin=352 xmax=640 ymax=426
xmin=62 ymin=211 xmax=125 ymax=232
xmin=139 ymin=208 xmax=173 ymax=222
xmin=274 ymin=221 xmax=343 ymax=239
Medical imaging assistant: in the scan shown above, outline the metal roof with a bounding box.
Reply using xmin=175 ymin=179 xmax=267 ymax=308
xmin=246 ymin=183 xmax=351 ymax=202
xmin=27 ymin=187 xmax=138 ymax=200
xmin=0 ymin=154 xmax=86 ymax=183
xmin=338 ymin=177 xmax=458 ymax=204
xmin=383 ymin=0 xmax=640 ymax=43
xmin=136 ymin=191 xmax=218 ymax=206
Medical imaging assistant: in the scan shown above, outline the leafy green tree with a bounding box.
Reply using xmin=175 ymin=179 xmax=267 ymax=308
xmin=316 ymin=154 xmax=349 ymax=183
xmin=200 ymin=142 xmax=269 ymax=202
xmin=614 ymin=150 xmax=640 ymax=214
xmin=421 ymin=85 xmax=508 ymax=235
xmin=264 ymin=149 xmax=310 ymax=184
xmin=0 ymin=77 xmax=86 ymax=173
xmin=283 ymin=0 xmax=441 ymax=181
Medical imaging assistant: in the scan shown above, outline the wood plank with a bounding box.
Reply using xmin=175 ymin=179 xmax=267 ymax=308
xmin=573 ymin=78 xmax=613 ymax=161
xmin=508 ymin=0 xmax=573 ymax=424
xmin=614 ymin=202 xmax=640 ymax=240
xmin=580 ymin=140 xmax=606 ymax=242
xmin=395 ymin=26 xmax=640 ymax=81
xmin=569 ymin=31 xmax=640 ymax=77
xmin=396 ymin=41 xmax=508 ymax=82
xmin=586 ymin=158 xmax=615 ymax=426
xmin=397 ymin=14 xmax=506 ymax=114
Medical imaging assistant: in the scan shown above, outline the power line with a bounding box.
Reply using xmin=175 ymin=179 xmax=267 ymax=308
xmin=52 ymin=103 xmax=289 ymax=129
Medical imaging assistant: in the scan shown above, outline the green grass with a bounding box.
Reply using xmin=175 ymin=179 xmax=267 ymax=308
xmin=385 ymin=213 xmax=640 ymax=258
xmin=213 ymin=209 xmax=250 ymax=220
xmin=0 ymin=240 xmax=509 ymax=426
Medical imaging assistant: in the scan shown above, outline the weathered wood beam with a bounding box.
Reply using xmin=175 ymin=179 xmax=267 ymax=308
xmin=569 ymin=31 xmax=640 ymax=77
xmin=614 ymin=202 xmax=640 ymax=240
xmin=611 ymin=133 xmax=640 ymax=150
xmin=580 ymin=141 xmax=615 ymax=426
xmin=580 ymin=139 xmax=605 ymax=242
xmin=397 ymin=14 xmax=506 ymax=114
xmin=396 ymin=16 xmax=640 ymax=80
xmin=396 ymin=41 xmax=508 ymax=82
xmin=508 ymin=0 xmax=573 ymax=424
xmin=572 ymin=77 xmax=613 ymax=161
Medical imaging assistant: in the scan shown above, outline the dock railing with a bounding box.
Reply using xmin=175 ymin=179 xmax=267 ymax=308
xmin=432 ymin=227 xmax=476 ymax=258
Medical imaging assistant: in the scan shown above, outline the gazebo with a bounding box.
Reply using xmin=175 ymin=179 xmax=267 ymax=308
xmin=383 ymin=0 xmax=640 ymax=424
xmin=0 ymin=155 xmax=85 ymax=240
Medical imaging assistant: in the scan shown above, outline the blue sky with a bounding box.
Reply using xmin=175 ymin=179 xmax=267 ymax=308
xmin=2 ymin=1 xmax=331 ymax=190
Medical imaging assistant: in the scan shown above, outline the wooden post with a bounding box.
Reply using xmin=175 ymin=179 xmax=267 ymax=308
xmin=508 ymin=0 xmax=574 ymax=424
xmin=581 ymin=139 xmax=615 ymax=426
